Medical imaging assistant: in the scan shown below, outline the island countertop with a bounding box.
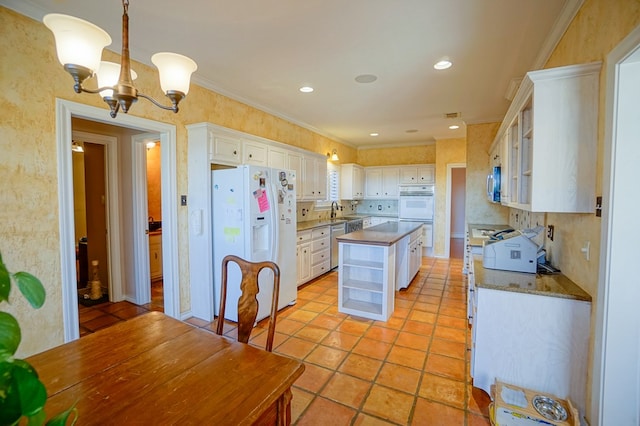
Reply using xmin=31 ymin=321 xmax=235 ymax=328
xmin=336 ymin=221 xmax=423 ymax=246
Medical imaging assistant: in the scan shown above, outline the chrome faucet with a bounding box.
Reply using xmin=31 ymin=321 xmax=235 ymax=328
xmin=331 ymin=202 xmax=339 ymax=219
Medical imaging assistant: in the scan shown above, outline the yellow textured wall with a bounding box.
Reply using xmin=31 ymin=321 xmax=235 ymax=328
xmin=357 ymin=144 xmax=435 ymax=166
xmin=434 ymin=138 xmax=466 ymax=256
xmin=465 ymin=123 xmax=510 ymax=226
xmin=146 ymin=143 xmax=162 ymax=222
xmin=72 ymin=151 xmax=87 ymax=242
xmin=0 ymin=7 xmax=353 ymax=356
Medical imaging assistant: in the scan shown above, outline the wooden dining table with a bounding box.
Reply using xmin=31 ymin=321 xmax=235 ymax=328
xmin=27 ymin=311 xmax=305 ymax=425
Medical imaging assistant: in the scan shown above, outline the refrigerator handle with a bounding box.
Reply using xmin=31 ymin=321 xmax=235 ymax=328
xmin=268 ymin=182 xmax=280 ymax=263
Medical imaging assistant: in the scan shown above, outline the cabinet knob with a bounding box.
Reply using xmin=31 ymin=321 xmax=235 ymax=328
xmin=233 ymin=150 xmax=237 ymax=155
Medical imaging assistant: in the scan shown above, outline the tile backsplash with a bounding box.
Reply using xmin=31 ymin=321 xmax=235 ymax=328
xmin=295 ymin=199 xmax=398 ymax=223
xmin=356 ymin=200 xmax=398 ymax=216
xmin=509 ymin=208 xmax=546 ymax=248
xmin=509 ymin=208 xmax=545 ymax=230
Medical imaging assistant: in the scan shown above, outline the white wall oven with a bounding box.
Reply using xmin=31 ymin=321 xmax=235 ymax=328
xmin=398 ymin=185 xmax=434 ymax=221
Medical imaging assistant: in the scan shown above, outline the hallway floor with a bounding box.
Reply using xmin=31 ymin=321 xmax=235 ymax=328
xmin=78 ymin=256 xmax=491 ymax=425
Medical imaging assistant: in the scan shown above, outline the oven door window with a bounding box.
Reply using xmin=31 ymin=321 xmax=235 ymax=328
xmin=399 ymin=196 xmax=434 ymax=220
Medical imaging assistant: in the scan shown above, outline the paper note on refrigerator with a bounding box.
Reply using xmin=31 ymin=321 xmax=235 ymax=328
xmin=223 ymin=227 xmax=240 ymax=243
xmin=254 ymin=188 xmax=270 ymax=213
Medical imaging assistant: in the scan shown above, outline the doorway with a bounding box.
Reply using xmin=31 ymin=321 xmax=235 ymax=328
xmin=71 ymin=136 xmax=112 ymax=306
xmin=445 ymin=163 xmax=466 ymax=258
xmin=592 ymin=24 xmax=640 ymax=425
xmin=145 ymin=140 xmax=164 ymax=311
xmin=56 ymin=100 xmax=179 ymax=342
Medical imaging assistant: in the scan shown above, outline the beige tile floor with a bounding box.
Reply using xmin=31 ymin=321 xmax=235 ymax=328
xmin=79 ymin=247 xmax=491 ymax=425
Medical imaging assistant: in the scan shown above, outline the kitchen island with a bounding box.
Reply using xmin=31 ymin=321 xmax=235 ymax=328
xmin=336 ymin=221 xmax=424 ymax=321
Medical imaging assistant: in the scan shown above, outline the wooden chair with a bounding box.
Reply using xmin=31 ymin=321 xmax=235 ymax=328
xmin=216 ymin=254 xmax=281 ymax=352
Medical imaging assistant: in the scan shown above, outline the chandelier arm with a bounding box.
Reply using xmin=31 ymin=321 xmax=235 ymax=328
xmin=137 ymin=92 xmax=180 ymax=113
xmin=76 ymin=85 xmax=117 ymax=95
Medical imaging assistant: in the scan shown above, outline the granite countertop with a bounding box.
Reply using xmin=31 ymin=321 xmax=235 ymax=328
xmin=473 ymin=257 xmax=591 ymax=302
xmin=336 ymin=221 xmax=423 ymax=247
xmin=297 ymin=219 xmax=347 ymax=232
xmin=467 ymin=223 xmax=510 ymax=247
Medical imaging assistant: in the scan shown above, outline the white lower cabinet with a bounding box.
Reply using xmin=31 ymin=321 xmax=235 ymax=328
xmin=297 ymin=227 xmax=330 ymax=286
xmin=310 ymin=226 xmax=331 ymax=278
xmin=409 ymin=226 xmax=422 ymax=280
xmin=296 ymin=231 xmax=311 ymax=286
xmin=149 ymin=233 xmax=163 ymax=280
xmin=471 ymin=286 xmax=591 ymax=417
xmin=338 ymin=242 xmax=395 ymax=321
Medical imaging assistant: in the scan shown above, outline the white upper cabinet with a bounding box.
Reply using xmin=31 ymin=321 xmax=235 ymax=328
xmin=302 ymin=155 xmax=327 ymax=200
xmin=381 ymin=167 xmax=399 ymax=198
xmin=399 ymin=165 xmax=434 ymax=184
xmin=417 ymin=166 xmax=435 ymax=184
xmin=365 ymin=167 xmax=399 ymax=199
xmin=494 ymin=62 xmax=601 ymax=212
xmin=400 ymin=167 xmax=418 ymax=184
xmin=341 ymin=163 xmax=364 ymax=200
xmin=365 ymin=168 xmax=383 ymax=198
xmin=211 ymin=134 xmax=241 ymax=165
xmin=268 ymin=146 xmax=288 ymax=170
xmin=243 ymin=141 xmax=268 ymax=166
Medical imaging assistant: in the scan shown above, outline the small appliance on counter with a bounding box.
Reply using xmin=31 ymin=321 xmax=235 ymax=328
xmin=490 ymin=380 xmax=579 ymax=426
xmin=482 ymin=227 xmax=544 ymax=274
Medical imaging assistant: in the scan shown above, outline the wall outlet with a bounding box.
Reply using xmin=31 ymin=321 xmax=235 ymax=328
xmin=547 ymin=225 xmax=554 ymax=241
xmin=181 ymin=195 xmax=187 ymax=206
xmin=377 ymin=205 xmax=382 ymax=210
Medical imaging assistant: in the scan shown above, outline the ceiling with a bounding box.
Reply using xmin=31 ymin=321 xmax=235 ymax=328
xmin=5 ymin=0 xmax=581 ymax=148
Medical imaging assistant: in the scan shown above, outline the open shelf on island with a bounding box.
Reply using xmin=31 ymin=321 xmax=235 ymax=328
xmin=342 ymin=299 xmax=383 ymax=316
xmin=342 ymin=279 xmax=383 ymax=293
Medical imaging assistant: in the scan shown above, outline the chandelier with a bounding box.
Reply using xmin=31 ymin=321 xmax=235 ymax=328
xmin=43 ymin=0 xmax=197 ymax=118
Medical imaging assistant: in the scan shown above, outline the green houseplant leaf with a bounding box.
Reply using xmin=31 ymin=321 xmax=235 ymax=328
xmin=12 ymin=362 xmax=48 ymax=416
xmin=0 ymin=254 xmax=10 ymax=303
xmin=45 ymin=401 xmax=78 ymax=426
xmin=14 ymin=272 xmax=45 ymax=309
xmin=0 ymin=311 xmax=21 ymax=358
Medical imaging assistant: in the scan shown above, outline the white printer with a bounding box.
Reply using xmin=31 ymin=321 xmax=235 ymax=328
xmin=482 ymin=228 xmax=543 ymax=274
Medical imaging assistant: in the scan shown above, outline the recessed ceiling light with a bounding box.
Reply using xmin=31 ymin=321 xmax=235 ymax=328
xmin=355 ymin=74 xmax=378 ymax=83
xmin=449 ymin=125 xmax=460 ymax=130
xmin=370 ymin=133 xmax=379 ymax=137
xmin=299 ymin=86 xmax=314 ymax=93
xmin=434 ymin=59 xmax=452 ymax=70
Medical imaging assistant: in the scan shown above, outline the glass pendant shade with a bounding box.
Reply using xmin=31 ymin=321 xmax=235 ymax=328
xmin=151 ymin=52 xmax=198 ymax=95
xmin=43 ymin=14 xmax=111 ymax=73
xmin=96 ymin=61 xmax=137 ymax=98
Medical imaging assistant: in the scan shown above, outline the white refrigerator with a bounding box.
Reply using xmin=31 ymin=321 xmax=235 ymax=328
xmin=212 ymin=165 xmax=297 ymax=322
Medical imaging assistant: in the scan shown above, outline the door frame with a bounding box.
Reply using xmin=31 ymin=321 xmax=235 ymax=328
xmin=592 ymin=24 xmax=640 ymax=425
xmin=71 ymin=130 xmax=123 ymax=302
xmin=56 ymin=99 xmax=179 ymax=342
xmin=444 ymin=163 xmax=466 ymax=258
xmin=131 ymin=133 xmax=159 ymax=305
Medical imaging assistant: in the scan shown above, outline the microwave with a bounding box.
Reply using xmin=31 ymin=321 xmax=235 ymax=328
xmin=486 ymin=166 xmax=501 ymax=203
